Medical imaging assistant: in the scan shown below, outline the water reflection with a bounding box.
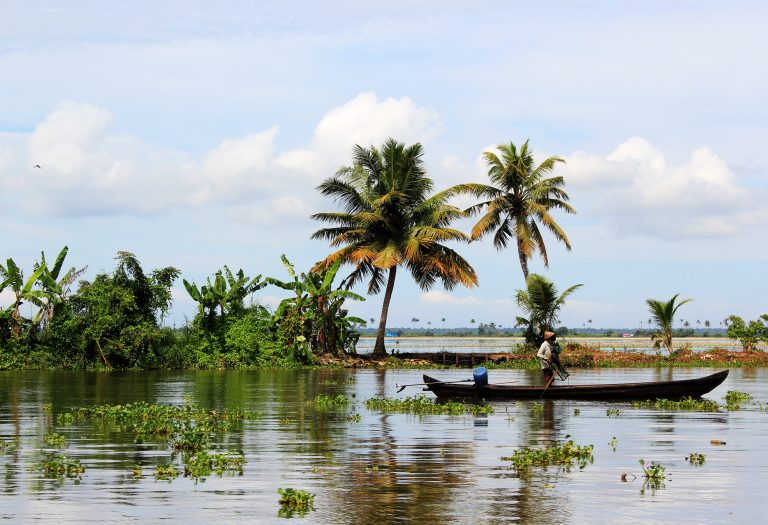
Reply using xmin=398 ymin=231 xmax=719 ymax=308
xmin=0 ymin=368 xmax=767 ymax=523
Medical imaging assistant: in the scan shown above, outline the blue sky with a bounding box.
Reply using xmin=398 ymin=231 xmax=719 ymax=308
xmin=1 ymin=1 xmax=766 ymax=329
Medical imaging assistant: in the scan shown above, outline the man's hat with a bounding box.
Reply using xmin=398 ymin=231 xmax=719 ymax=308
xmin=543 ymin=331 xmax=556 ymax=340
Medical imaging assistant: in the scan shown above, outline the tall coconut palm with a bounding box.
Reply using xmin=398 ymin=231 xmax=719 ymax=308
xmin=453 ymin=140 xmax=575 ymax=280
xmin=646 ymin=294 xmax=691 ymax=354
xmin=514 ymin=273 xmax=582 ymax=344
xmin=311 ymin=139 xmax=478 ymax=357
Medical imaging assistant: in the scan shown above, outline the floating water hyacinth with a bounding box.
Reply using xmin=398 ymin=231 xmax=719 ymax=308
xmin=365 ymin=395 xmax=493 ymax=415
xmin=639 ymin=459 xmax=665 ymax=480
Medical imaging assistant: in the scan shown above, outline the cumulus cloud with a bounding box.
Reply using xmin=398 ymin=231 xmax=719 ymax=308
xmin=562 ymin=137 xmax=766 ymax=239
xmin=278 ymin=92 xmax=443 ymax=176
xmin=0 ymin=93 xmax=442 ymax=223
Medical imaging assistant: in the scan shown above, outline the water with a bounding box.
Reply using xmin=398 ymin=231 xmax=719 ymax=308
xmin=1 ymin=367 xmax=767 ymax=524
xmin=355 ymin=336 xmax=754 ymax=354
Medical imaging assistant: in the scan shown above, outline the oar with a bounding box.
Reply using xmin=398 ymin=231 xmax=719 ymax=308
xmin=396 ymin=379 xmax=473 ymax=393
xmin=539 ymin=375 xmax=555 ymax=400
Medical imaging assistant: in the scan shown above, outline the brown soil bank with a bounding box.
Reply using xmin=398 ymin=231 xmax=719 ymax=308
xmin=321 ymin=343 xmax=768 ymax=369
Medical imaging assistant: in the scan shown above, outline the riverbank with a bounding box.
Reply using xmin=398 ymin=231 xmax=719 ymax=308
xmin=320 ymin=343 xmax=768 ymax=369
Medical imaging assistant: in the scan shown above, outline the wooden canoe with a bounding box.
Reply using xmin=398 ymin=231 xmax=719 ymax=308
xmin=422 ymin=370 xmax=729 ymax=401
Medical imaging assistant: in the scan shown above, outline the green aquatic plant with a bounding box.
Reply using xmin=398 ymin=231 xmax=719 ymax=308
xmin=573 ymin=408 xmax=580 ymax=416
xmin=172 ymin=426 xmax=210 ymax=452
xmin=686 ymin=452 xmax=706 ymax=466
xmin=724 ymin=390 xmax=753 ymax=410
xmin=609 ymin=437 xmax=618 ymax=451
xmin=130 ymin=464 xmax=143 ymax=477
xmin=184 ymin=451 xmax=246 ymax=481
xmin=278 ymin=487 xmax=315 ymax=517
xmin=1 ymin=439 xmax=19 ymax=452
xmin=639 ymin=459 xmax=665 ymax=480
xmin=319 ymin=379 xmax=339 ymax=386
xmin=154 ymin=463 xmax=179 ymax=480
xmin=501 ymin=436 xmax=594 ymax=475
xmin=309 ymin=394 xmax=350 ymax=407
xmin=39 ymin=455 xmax=86 ymax=479
xmin=606 ymin=408 xmax=621 ymax=417
xmin=56 ymin=412 xmax=75 ymax=425
xmin=43 ymin=432 xmax=67 ymax=447
xmin=346 ymin=413 xmax=361 ymax=423
xmin=633 ymin=397 xmax=720 ymax=411
xmin=365 ymin=395 xmax=494 ymax=415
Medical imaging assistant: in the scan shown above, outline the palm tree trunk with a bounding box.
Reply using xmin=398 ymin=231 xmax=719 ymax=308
xmin=517 ymin=238 xmax=529 ymax=279
xmin=373 ymin=267 xmax=397 ymax=357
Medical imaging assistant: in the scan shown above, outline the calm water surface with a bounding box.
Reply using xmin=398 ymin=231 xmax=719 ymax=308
xmin=1 ymin=367 xmax=767 ymax=524
xmin=355 ymin=336 xmax=755 ymax=354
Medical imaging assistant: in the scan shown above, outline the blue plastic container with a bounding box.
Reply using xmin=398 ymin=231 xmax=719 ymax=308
xmin=473 ymin=366 xmax=488 ymax=387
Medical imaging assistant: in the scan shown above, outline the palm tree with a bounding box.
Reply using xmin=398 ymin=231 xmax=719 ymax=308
xmin=514 ymin=273 xmax=582 ymax=343
xmin=646 ymin=294 xmax=692 ymax=354
xmin=452 ymin=140 xmax=575 ymax=279
xmin=311 ymin=139 xmax=478 ymax=356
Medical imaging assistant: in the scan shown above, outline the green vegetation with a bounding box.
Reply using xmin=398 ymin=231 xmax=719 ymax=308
xmin=365 ymin=395 xmax=494 ymax=415
xmin=184 ymin=451 xmax=246 ymax=481
xmin=724 ymin=390 xmax=753 ymax=410
xmin=725 ymin=314 xmax=768 ymax=352
xmin=632 ymin=397 xmax=720 ymax=411
xmin=38 ymin=455 xmax=86 ymax=479
xmin=154 ymin=463 xmax=179 ymax=480
xmin=308 ymin=394 xmax=350 ymax=408
xmin=639 ymin=459 xmax=665 ymax=481
xmin=501 ymin=436 xmax=594 ymax=475
xmin=311 ymin=138 xmax=478 ymax=357
xmin=514 ymin=274 xmax=582 ymax=344
xmin=1 ymin=439 xmax=19 ymax=452
xmin=647 ymin=294 xmax=692 ymax=354
xmin=267 ymin=256 xmax=365 ymax=360
xmin=686 ymin=453 xmax=706 ymax=466
xmin=43 ymin=432 xmax=67 ymax=447
xmin=1 ymin=248 xmax=364 ymax=370
xmin=278 ymin=488 xmax=315 ymax=517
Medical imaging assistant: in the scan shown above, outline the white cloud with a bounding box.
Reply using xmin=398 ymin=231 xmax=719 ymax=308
xmin=421 ymin=290 xmax=482 ymax=306
xmin=0 ymin=93 xmax=442 ymax=223
xmin=278 ymin=92 xmax=443 ymax=176
xmin=562 ymin=137 xmax=766 ymax=240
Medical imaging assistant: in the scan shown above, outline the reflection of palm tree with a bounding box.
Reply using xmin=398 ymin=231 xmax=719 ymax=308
xmin=453 ymin=140 xmax=575 ymax=280
xmin=312 ymin=139 xmax=478 ymax=357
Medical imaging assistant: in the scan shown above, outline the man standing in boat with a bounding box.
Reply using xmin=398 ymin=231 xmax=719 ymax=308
xmin=537 ymin=331 xmax=556 ymax=385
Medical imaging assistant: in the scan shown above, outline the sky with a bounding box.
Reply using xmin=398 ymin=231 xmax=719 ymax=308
xmin=1 ymin=1 xmax=767 ymax=329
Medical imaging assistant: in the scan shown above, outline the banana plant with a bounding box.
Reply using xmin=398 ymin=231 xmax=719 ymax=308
xmin=267 ymin=255 xmax=364 ymax=355
xmin=183 ymin=266 xmax=265 ymax=327
xmin=0 ymin=258 xmax=48 ymax=336
xmin=34 ymin=246 xmax=88 ymax=329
